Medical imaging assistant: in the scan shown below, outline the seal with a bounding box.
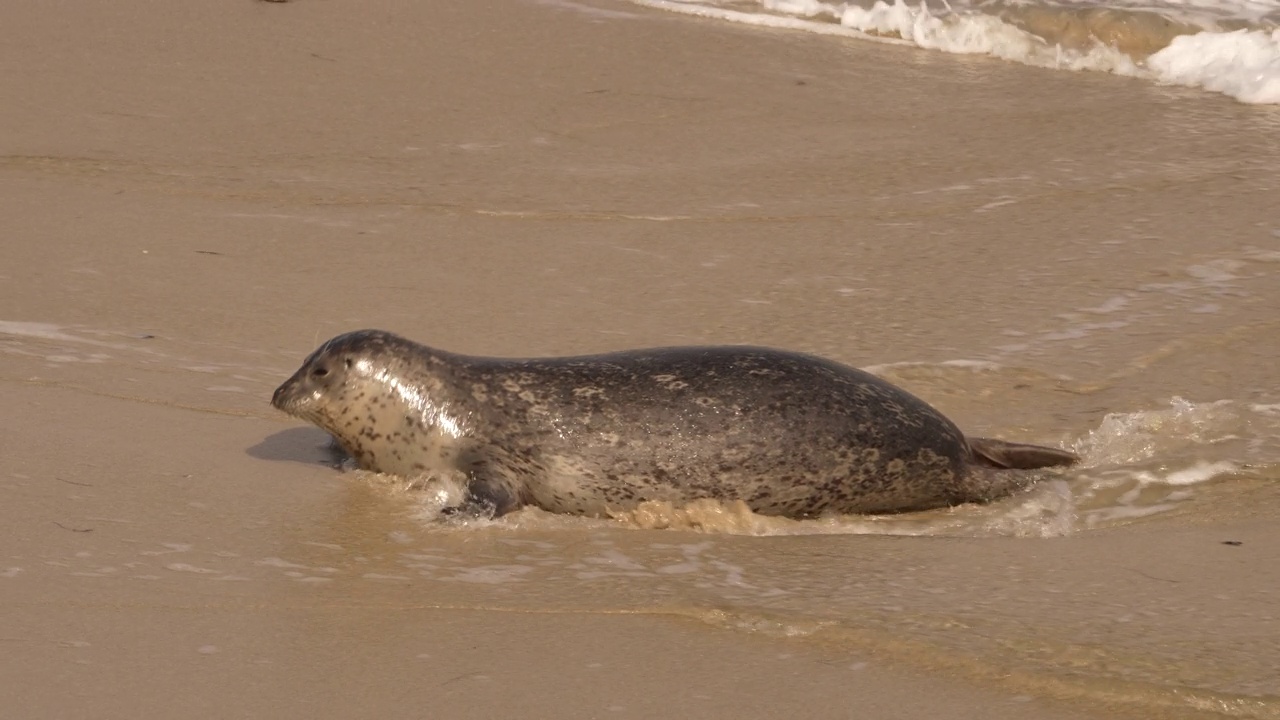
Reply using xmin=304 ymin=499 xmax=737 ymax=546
xmin=270 ymin=330 xmax=1078 ymax=519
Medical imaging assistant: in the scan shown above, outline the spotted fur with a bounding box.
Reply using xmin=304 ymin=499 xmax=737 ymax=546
xmin=271 ymin=330 xmax=1077 ymax=519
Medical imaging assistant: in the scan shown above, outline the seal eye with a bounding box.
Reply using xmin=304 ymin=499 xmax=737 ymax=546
xmin=311 ymin=367 xmax=329 ymax=378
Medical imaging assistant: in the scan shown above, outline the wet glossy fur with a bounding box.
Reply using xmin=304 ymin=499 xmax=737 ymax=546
xmin=271 ymin=330 xmax=1078 ymax=518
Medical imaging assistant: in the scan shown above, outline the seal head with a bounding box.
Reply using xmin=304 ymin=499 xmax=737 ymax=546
xmin=272 ymin=331 xmax=473 ymax=481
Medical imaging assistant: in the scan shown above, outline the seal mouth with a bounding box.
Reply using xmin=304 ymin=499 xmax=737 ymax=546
xmin=270 ymin=381 xmax=294 ymax=413
xmin=271 ymin=377 xmax=311 ymax=418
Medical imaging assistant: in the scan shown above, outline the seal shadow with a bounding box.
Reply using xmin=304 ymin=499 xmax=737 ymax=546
xmin=248 ymin=426 xmax=349 ymax=468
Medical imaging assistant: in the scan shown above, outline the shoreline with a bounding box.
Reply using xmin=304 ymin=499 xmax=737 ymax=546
xmin=2 ymin=0 xmax=1277 ymax=717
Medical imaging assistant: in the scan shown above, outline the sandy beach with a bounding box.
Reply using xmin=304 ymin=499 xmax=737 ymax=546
xmin=3 ymin=0 xmax=1278 ymax=718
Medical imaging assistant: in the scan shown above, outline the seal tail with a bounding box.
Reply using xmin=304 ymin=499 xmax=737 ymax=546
xmin=966 ymin=437 xmax=1079 ymax=470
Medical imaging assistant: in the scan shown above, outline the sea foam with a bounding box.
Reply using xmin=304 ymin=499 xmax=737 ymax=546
xmin=631 ymin=0 xmax=1280 ymax=104
xmin=1148 ymin=28 xmax=1280 ymax=103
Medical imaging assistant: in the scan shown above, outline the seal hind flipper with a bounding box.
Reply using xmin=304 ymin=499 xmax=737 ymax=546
xmin=967 ymin=437 xmax=1079 ymax=470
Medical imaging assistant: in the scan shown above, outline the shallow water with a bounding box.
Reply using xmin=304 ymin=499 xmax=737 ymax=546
xmin=3 ymin=2 xmax=1278 ymax=714
xmin=631 ymin=0 xmax=1280 ymax=103
xmin=14 ymin=466 xmax=1279 ymax=716
xmin=5 ymin=321 xmax=1276 ymax=537
xmin=4 ymin=320 xmax=1278 ymax=716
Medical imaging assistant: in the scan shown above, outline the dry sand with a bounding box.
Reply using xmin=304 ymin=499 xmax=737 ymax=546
xmin=2 ymin=0 xmax=1278 ymax=718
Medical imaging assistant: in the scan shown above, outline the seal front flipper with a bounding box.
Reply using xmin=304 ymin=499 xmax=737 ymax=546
xmin=439 ymin=497 xmax=499 ymax=520
xmin=444 ymin=464 xmax=524 ymax=518
xmin=967 ymin=437 xmax=1079 ymax=469
xmin=439 ymin=478 xmax=520 ymax=519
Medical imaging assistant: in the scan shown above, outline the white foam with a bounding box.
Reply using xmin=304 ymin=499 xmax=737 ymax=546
xmin=165 ymin=563 xmax=219 ymax=574
xmin=1083 ymin=295 xmax=1132 ymax=314
xmin=863 ymin=358 xmax=1003 ymax=374
xmin=254 ymin=557 xmax=309 ymax=569
xmin=1162 ymin=459 xmax=1240 ymax=485
xmin=531 ymin=0 xmax=643 ymax=18
xmin=1072 ymin=396 xmax=1239 ymax=465
xmin=628 ymin=0 xmax=1280 ymax=104
xmin=629 ymin=0 xmax=913 ymax=43
xmin=842 ymin=0 xmax=1141 ymax=72
xmin=1148 ymin=28 xmax=1280 ymax=103
xmin=0 ymin=321 xmax=81 ymax=342
xmin=1121 ymin=462 xmax=1239 ymax=490
xmin=1082 ymin=502 xmax=1182 ymax=525
xmin=634 ymin=0 xmax=1141 ymax=69
xmin=443 ymin=565 xmax=535 ymax=584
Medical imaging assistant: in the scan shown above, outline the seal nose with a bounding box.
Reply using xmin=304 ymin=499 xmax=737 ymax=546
xmin=270 ymin=381 xmax=291 ymax=410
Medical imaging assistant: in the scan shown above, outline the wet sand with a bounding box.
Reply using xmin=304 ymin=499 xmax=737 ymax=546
xmin=2 ymin=0 xmax=1278 ymax=718
xmin=1 ymin=385 xmax=1088 ymax=720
